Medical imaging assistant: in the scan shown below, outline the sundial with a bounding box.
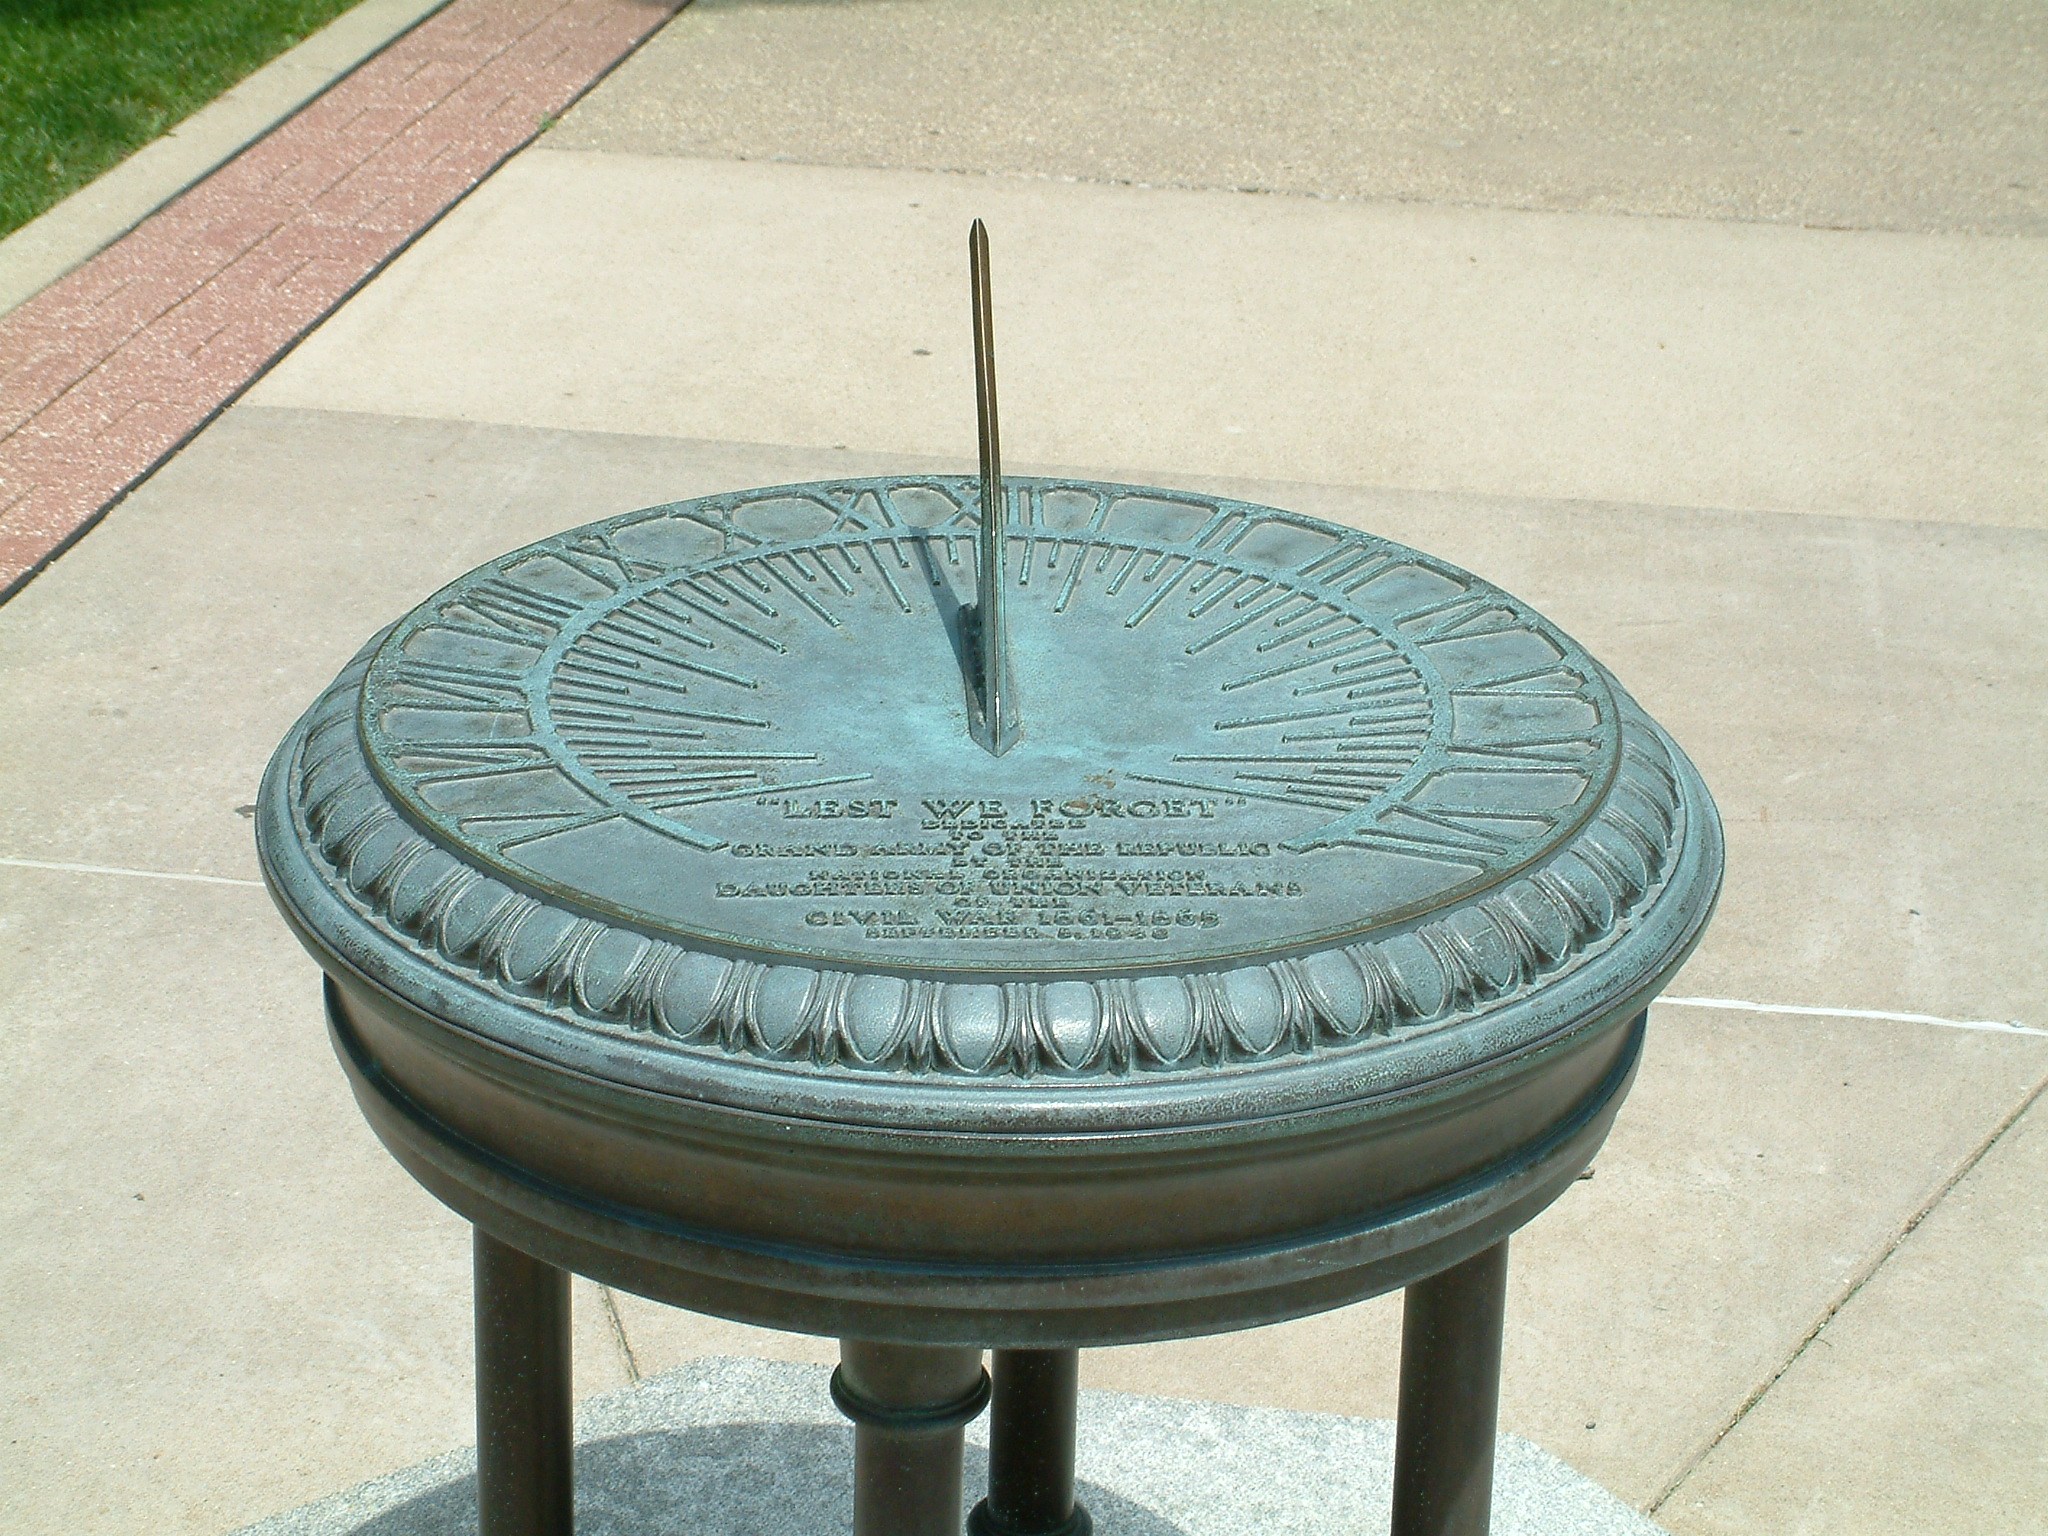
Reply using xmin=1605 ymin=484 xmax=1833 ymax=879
xmin=258 ymin=225 xmax=1721 ymax=1536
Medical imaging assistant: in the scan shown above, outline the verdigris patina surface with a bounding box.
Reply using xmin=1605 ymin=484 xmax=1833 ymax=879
xmin=274 ymin=477 xmax=1701 ymax=1096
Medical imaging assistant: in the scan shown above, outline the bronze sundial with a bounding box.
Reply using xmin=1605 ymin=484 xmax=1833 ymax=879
xmin=258 ymin=225 xmax=1721 ymax=1536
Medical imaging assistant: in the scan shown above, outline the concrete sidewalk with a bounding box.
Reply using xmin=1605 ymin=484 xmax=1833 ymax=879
xmin=2 ymin=3 xmax=2044 ymax=1534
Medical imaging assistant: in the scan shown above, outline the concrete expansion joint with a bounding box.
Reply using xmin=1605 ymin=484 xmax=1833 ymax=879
xmin=566 ymin=143 xmax=1945 ymax=243
xmin=1646 ymin=1064 xmax=2048 ymax=1516
xmin=597 ymin=1285 xmax=643 ymax=1382
xmin=0 ymin=854 xmax=265 ymax=888
xmin=1660 ymin=994 xmax=2046 ymax=1038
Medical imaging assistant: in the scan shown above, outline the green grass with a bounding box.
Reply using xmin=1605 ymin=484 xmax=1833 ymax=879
xmin=0 ymin=0 xmax=365 ymax=238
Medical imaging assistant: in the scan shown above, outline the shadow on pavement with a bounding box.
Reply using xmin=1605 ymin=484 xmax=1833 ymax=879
xmin=347 ymin=1420 xmax=1188 ymax=1536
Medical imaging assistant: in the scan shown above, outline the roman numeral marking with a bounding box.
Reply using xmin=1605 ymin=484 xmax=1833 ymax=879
xmin=383 ymin=659 xmax=527 ymax=710
xmin=1289 ymin=805 xmax=1530 ymax=863
xmin=433 ymin=576 xmax=581 ymax=644
xmin=460 ymin=806 xmax=617 ymax=852
xmin=553 ymin=531 xmax=652 ymax=591
xmin=388 ymin=740 xmax=550 ymax=787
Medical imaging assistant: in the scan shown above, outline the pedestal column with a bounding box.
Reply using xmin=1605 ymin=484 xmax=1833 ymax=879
xmin=1390 ymin=1240 xmax=1510 ymax=1536
xmin=474 ymin=1228 xmax=574 ymax=1536
xmin=971 ymin=1348 xmax=1090 ymax=1536
xmin=834 ymin=1340 xmax=991 ymax=1536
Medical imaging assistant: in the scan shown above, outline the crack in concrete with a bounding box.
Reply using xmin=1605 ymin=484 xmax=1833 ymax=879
xmin=599 ymin=1284 xmax=643 ymax=1383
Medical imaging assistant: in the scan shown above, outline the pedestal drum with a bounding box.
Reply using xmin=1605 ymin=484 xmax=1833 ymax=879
xmin=258 ymin=467 xmax=1720 ymax=1534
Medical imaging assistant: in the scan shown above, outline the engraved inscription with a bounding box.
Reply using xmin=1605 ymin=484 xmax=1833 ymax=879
xmin=718 ymin=794 xmax=1301 ymax=945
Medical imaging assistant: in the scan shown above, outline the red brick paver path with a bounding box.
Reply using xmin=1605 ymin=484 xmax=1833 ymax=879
xmin=0 ymin=0 xmax=684 ymax=601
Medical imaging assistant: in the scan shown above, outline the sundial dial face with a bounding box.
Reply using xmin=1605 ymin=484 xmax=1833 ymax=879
xmin=359 ymin=478 xmax=1620 ymax=977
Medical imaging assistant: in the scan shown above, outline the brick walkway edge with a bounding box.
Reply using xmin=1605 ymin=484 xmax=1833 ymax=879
xmin=0 ymin=0 xmax=685 ymax=602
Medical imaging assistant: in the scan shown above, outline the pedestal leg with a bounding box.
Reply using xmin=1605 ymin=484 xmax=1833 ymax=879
xmin=970 ymin=1349 xmax=1091 ymax=1536
xmin=1391 ymin=1240 xmax=1510 ymax=1536
xmin=834 ymin=1340 xmax=990 ymax=1536
xmin=474 ymin=1228 xmax=574 ymax=1536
